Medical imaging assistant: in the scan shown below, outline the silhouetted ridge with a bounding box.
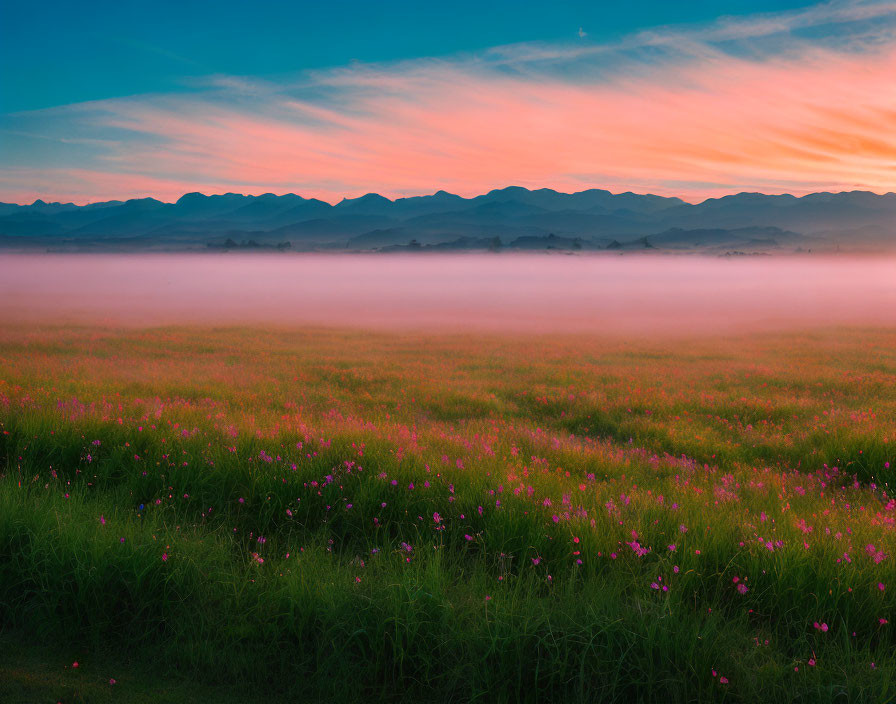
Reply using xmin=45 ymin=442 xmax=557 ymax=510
xmin=1 ymin=187 xmax=894 ymax=252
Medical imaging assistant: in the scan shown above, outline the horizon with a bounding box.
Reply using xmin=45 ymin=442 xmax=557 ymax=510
xmin=6 ymin=184 xmax=896 ymax=210
xmin=3 ymin=0 xmax=896 ymax=204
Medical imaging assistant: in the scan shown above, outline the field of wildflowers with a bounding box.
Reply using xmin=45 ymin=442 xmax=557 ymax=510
xmin=1 ymin=324 xmax=894 ymax=702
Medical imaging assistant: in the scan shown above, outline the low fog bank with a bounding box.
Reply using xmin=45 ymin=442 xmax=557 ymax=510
xmin=1 ymin=253 xmax=894 ymax=335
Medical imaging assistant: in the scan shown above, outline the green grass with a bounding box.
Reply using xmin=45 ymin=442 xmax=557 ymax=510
xmin=1 ymin=324 xmax=894 ymax=702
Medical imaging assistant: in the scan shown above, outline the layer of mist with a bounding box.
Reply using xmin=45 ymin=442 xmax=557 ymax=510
xmin=1 ymin=253 xmax=894 ymax=335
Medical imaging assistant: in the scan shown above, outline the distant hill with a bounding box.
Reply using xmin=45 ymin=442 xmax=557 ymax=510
xmin=1 ymin=188 xmax=893 ymax=253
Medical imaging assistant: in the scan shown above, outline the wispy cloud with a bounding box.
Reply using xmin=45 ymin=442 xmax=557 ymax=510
xmin=2 ymin=0 xmax=895 ymax=204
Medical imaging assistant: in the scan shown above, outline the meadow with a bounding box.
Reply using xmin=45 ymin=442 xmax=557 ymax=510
xmin=1 ymin=323 xmax=894 ymax=703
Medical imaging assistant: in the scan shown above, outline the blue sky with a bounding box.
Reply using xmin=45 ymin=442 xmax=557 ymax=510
xmin=1 ymin=1 xmax=819 ymax=112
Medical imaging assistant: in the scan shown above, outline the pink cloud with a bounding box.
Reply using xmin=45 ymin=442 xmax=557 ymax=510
xmin=4 ymin=40 xmax=896 ymax=203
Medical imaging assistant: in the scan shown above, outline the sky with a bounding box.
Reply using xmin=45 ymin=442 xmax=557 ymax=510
xmin=1 ymin=0 xmax=895 ymax=204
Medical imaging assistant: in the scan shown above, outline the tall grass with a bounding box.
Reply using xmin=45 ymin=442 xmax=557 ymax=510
xmin=1 ymin=324 xmax=894 ymax=702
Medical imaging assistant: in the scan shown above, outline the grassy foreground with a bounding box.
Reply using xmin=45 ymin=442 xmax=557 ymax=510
xmin=1 ymin=324 xmax=894 ymax=703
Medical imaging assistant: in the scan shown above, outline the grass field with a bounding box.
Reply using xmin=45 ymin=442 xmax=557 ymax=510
xmin=1 ymin=324 xmax=894 ymax=702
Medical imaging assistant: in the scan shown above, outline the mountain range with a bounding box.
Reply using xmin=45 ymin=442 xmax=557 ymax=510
xmin=1 ymin=187 xmax=894 ymax=253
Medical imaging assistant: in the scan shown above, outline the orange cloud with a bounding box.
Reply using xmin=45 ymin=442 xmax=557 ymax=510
xmin=3 ymin=38 xmax=896 ymax=203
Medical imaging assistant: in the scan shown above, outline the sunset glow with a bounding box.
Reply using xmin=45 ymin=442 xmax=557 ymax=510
xmin=3 ymin=1 xmax=896 ymax=203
